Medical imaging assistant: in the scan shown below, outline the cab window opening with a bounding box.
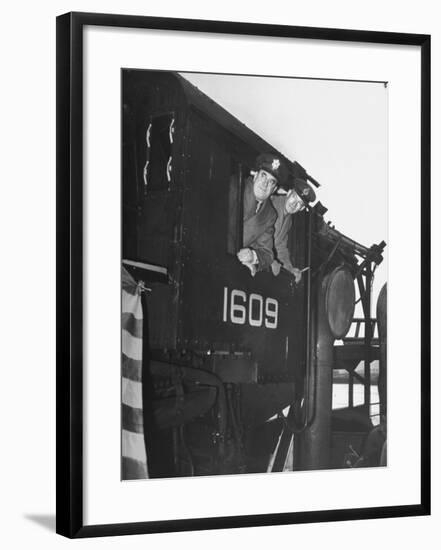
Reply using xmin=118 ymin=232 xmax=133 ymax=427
xmin=227 ymin=163 xmax=247 ymax=255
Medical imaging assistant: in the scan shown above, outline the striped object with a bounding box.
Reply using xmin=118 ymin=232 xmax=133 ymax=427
xmin=121 ymin=267 xmax=148 ymax=479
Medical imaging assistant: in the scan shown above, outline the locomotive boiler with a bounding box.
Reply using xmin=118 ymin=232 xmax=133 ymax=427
xmin=121 ymin=70 xmax=386 ymax=478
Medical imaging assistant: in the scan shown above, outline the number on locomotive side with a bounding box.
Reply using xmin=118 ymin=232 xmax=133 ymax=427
xmin=222 ymin=287 xmax=278 ymax=329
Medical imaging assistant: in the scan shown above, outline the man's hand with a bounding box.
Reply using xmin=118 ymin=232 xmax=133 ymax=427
xmin=237 ymin=248 xmax=254 ymax=264
xmin=271 ymin=260 xmax=281 ymax=276
xmin=244 ymin=262 xmax=257 ymax=277
xmin=291 ymin=267 xmax=302 ymax=284
xmin=237 ymin=248 xmax=257 ymax=277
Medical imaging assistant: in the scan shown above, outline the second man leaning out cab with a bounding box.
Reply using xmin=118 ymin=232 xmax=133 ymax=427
xmin=237 ymin=153 xmax=288 ymax=276
xmin=271 ymin=177 xmax=316 ymax=282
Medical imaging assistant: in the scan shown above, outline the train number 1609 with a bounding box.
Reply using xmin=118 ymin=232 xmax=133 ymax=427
xmin=222 ymin=287 xmax=278 ymax=329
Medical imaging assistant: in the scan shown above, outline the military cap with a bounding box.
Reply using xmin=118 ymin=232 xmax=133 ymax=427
xmin=255 ymin=153 xmax=289 ymax=187
xmin=292 ymin=177 xmax=316 ymax=204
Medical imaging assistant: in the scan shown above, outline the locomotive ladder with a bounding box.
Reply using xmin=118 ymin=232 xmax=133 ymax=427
xmin=333 ymin=317 xmax=380 ymax=413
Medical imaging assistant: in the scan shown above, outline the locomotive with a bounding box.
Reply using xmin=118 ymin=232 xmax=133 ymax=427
xmin=122 ymin=70 xmax=386 ymax=478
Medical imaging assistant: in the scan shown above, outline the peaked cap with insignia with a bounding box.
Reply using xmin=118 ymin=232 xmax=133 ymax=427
xmin=292 ymin=177 xmax=316 ymax=204
xmin=255 ymin=153 xmax=289 ymax=187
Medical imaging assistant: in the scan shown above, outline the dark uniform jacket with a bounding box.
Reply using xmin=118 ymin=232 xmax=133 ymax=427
xmin=243 ymin=176 xmax=277 ymax=271
xmin=271 ymin=195 xmax=296 ymax=274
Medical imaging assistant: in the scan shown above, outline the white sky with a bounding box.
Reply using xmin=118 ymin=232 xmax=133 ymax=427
xmin=181 ymin=72 xmax=388 ymax=310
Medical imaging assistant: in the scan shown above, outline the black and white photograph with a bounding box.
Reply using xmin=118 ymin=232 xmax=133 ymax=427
xmin=52 ymin=9 xmax=430 ymax=541
xmin=0 ymin=0 xmax=437 ymax=546
xmin=121 ymin=70 xmax=388 ymax=480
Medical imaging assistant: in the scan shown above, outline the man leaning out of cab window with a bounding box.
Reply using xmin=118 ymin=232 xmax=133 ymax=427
xmin=270 ymin=177 xmax=316 ymax=283
xmin=237 ymin=153 xmax=289 ymax=276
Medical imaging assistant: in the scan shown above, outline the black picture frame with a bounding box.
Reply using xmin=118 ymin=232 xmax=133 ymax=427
xmin=56 ymin=11 xmax=431 ymax=539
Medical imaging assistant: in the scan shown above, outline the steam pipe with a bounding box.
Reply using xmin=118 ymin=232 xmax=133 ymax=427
xmin=317 ymin=223 xmax=386 ymax=264
xmin=296 ymin=273 xmax=335 ymax=470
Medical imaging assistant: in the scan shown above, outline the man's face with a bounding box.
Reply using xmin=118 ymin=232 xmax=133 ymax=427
xmin=253 ymin=169 xmax=278 ymax=201
xmin=285 ymin=189 xmax=306 ymax=215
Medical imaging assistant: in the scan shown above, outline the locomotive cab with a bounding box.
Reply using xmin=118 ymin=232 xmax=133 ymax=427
xmin=123 ymin=71 xmax=308 ymax=376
